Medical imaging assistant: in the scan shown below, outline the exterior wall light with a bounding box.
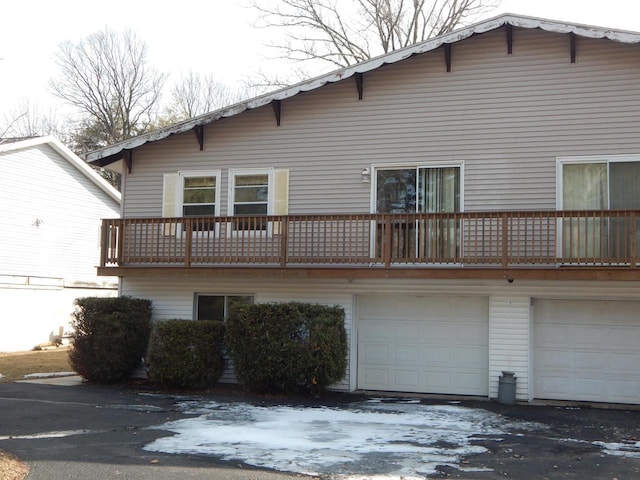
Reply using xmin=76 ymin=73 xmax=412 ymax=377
xmin=361 ymin=167 xmax=371 ymax=183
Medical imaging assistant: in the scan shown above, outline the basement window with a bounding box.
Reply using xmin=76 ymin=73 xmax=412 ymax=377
xmin=194 ymin=294 xmax=254 ymax=321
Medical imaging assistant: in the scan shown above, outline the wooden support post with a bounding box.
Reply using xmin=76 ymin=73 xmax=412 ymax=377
xmin=116 ymin=220 xmax=125 ymax=265
xmin=384 ymin=216 xmax=392 ymax=268
xmin=280 ymin=216 xmax=289 ymax=268
xmin=185 ymin=219 xmax=192 ymax=267
xmin=444 ymin=44 xmax=452 ymax=73
xmin=355 ymin=72 xmax=364 ymax=100
xmin=502 ymin=213 xmax=509 ymax=268
xmin=193 ymin=125 xmax=204 ymax=151
xmin=631 ymin=211 xmax=637 ymax=268
xmin=272 ymin=100 xmax=282 ymax=126
xmin=570 ymin=33 xmax=577 ymax=64
xmin=506 ymin=24 xmax=513 ymax=54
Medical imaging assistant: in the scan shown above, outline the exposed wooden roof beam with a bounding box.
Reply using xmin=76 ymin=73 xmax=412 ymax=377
xmin=355 ymin=72 xmax=364 ymax=100
xmin=193 ymin=125 xmax=204 ymax=151
xmin=123 ymin=149 xmax=132 ymax=174
xmin=444 ymin=44 xmax=452 ymax=72
xmin=272 ymin=100 xmax=282 ymax=126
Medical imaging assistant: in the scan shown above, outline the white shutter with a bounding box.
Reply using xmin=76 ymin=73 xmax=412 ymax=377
xmin=273 ymin=169 xmax=289 ymax=215
xmin=273 ymin=169 xmax=289 ymax=235
xmin=162 ymin=173 xmax=179 ymax=235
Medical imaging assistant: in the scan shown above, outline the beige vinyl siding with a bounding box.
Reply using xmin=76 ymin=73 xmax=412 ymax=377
xmin=488 ymin=296 xmax=531 ymax=401
xmin=123 ymin=28 xmax=640 ymax=218
xmin=0 ymin=143 xmax=120 ymax=282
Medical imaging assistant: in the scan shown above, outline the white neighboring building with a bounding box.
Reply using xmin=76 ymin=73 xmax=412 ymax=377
xmin=0 ymin=136 xmax=121 ymax=352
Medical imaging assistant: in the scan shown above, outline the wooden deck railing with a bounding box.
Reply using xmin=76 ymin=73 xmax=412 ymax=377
xmin=99 ymin=211 xmax=639 ymax=270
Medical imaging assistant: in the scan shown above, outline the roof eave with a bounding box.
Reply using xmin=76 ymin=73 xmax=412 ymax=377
xmin=85 ymin=13 xmax=640 ymax=166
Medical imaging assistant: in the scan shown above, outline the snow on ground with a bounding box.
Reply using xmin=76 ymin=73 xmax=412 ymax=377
xmin=145 ymin=398 xmax=543 ymax=478
xmin=21 ymin=372 xmax=76 ymax=379
xmin=594 ymin=440 xmax=640 ymax=459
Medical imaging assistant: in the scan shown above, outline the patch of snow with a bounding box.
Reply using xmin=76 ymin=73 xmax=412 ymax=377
xmin=0 ymin=429 xmax=101 ymax=440
xmin=0 ymin=373 xmax=4 ymax=379
xmin=22 ymin=372 xmax=76 ymax=379
xmin=145 ymin=400 xmax=544 ymax=478
xmin=594 ymin=440 xmax=640 ymax=458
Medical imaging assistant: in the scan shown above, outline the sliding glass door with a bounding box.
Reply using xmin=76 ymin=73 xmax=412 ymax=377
xmin=376 ymin=165 xmax=461 ymax=261
xmin=561 ymin=159 xmax=640 ymax=260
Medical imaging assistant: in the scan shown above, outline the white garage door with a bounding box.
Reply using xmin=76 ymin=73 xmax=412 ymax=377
xmin=357 ymin=295 xmax=489 ymax=396
xmin=534 ymin=299 xmax=640 ymax=404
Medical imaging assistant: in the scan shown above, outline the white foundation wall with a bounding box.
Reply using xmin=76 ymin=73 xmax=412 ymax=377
xmin=488 ymin=297 xmax=531 ymax=401
xmin=0 ymin=284 xmax=117 ymax=352
xmin=121 ymin=276 xmax=640 ymax=398
xmin=121 ymin=276 xmax=355 ymax=391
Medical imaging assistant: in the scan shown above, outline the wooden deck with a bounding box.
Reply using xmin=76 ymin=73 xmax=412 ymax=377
xmin=98 ymin=211 xmax=640 ymax=280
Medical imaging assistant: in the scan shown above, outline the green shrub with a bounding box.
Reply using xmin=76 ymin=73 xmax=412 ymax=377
xmin=226 ymin=302 xmax=347 ymax=394
xmin=69 ymin=296 xmax=152 ymax=383
xmin=147 ymin=320 xmax=225 ymax=389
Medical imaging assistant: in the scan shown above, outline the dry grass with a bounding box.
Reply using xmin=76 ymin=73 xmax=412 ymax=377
xmin=0 ymin=347 xmax=73 ymax=383
xmin=0 ymin=450 xmax=29 ymax=480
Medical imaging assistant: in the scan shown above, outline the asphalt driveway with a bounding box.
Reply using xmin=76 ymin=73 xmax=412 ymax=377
xmin=1 ymin=378 xmax=640 ymax=479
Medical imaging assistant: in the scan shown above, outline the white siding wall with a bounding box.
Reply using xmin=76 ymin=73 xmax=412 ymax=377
xmin=0 ymin=143 xmax=120 ymax=283
xmin=122 ymin=28 xmax=640 ymax=217
xmin=488 ymin=296 xmax=531 ymax=400
xmin=121 ymin=277 xmax=354 ymax=391
xmin=0 ymin=284 xmax=117 ymax=352
xmin=122 ymin=276 xmax=640 ymax=397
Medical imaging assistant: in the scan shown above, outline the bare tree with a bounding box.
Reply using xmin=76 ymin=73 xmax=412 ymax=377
xmin=252 ymin=0 xmax=500 ymax=69
xmin=165 ymin=71 xmax=247 ymax=120
xmin=0 ymin=99 xmax=61 ymax=139
xmin=49 ymin=28 xmax=167 ymax=149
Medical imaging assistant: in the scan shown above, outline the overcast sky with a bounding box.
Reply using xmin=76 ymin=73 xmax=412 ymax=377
xmin=1 ymin=0 xmax=639 ymax=120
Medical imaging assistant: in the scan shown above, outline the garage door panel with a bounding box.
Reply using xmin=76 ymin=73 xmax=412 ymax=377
xmin=395 ymin=345 xmax=420 ymax=364
xmin=360 ymin=367 xmax=389 ymax=386
xmin=609 ymin=352 xmax=640 ymax=372
xmin=360 ymin=344 xmax=389 ymax=363
xmin=535 ymin=325 xmax=571 ymax=345
xmin=610 ymin=328 xmax=640 ymax=346
xmin=573 ymin=326 xmax=610 ymax=347
xmin=534 ymin=299 xmax=640 ymax=404
xmin=358 ymin=295 xmax=489 ymax=396
xmin=453 ymin=346 xmax=487 ymax=367
xmin=536 ymin=349 xmax=574 ymax=370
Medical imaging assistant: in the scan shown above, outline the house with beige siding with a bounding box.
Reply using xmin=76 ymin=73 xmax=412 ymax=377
xmin=88 ymin=14 xmax=640 ymax=404
xmin=0 ymin=136 xmax=120 ymax=352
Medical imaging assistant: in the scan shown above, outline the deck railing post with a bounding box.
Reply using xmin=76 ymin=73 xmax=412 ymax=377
xmin=185 ymin=218 xmax=192 ymax=267
xmin=116 ymin=219 xmax=124 ymax=265
xmin=631 ymin=211 xmax=637 ymax=268
xmin=99 ymin=220 xmax=108 ymax=267
xmin=384 ymin=215 xmax=392 ymax=268
xmin=280 ymin=216 xmax=289 ymax=268
xmin=502 ymin=212 xmax=509 ymax=268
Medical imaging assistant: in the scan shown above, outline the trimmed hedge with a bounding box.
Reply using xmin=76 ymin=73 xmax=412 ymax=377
xmin=69 ymin=296 xmax=152 ymax=383
xmin=147 ymin=320 xmax=225 ymax=389
xmin=226 ymin=302 xmax=347 ymax=394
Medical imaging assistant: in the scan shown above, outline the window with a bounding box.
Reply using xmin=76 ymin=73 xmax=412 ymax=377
xmin=229 ymin=169 xmax=273 ymax=231
xmin=375 ymin=166 xmax=461 ymax=214
xmin=374 ymin=164 xmax=462 ymax=259
xmin=195 ymin=294 xmax=254 ymax=321
xmin=180 ymin=172 xmax=220 ymax=231
xmin=559 ymin=156 xmax=640 ymax=259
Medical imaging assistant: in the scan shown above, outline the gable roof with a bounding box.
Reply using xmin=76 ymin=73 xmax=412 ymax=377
xmin=0 ymin=136 xmax=121 ymax=203
xmin=86 ymin=12 xmax=640 ymax=167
